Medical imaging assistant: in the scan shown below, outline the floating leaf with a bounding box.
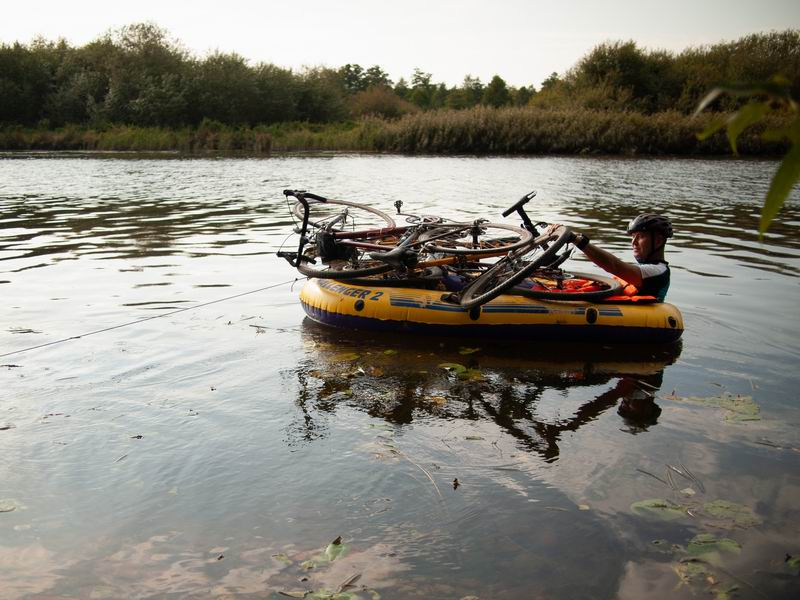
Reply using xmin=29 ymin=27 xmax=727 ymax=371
xmin=458 ymin=347 xmax=481 ymax=355
xmin=703 ymin=500 xmax=761 ymax=528
xmin=324 ymin=537 xmax=346 ymax=562
xmin=578 ymin=504 xmax=590 ymax=511
xmin=279 ymin=591 xmax=308 ymax=598
xmin=663 ymin=392 xmax=760 ymax=422
xmin=383 ymin=349 xmax=397 ymax=356
xmin=335 ymin=352 xmax=360 ymax=362
xmin=687 ymin=533 xmax=742 ymax=556
xmin=714 ymin=585 xmax=740 ymax=600
xmin=428 ymin=395 xmax=447 ymax=406
xmin=786 ymin=554 xmax=800 ymax=573
xmin=439 ymin=362 xmax=467 ymax=375
xmin=0 ymin=499 xmax=20 ymax=513
xmin=300 ymin=560 xmax=317 ymax=571
xmin=674 ymin=558 xmax=712 ymax=583
xmin=630 ymin=498 xmax=686 ymax=521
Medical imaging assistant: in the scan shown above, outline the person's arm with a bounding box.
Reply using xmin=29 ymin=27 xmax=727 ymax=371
xmin=577 ymin=238 xmax=643 ymax=288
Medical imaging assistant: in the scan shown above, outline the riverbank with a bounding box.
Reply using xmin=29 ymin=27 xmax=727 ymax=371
xmin=0 ymin=107 xmax=789 ymax=156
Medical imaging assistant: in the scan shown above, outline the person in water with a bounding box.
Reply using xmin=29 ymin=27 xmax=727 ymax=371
xmin=557 ymin=214 xmax=673 ymax=301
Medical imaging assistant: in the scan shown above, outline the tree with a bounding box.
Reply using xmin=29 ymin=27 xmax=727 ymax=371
xmin=409 ymin=68 xmax=435 ymax=108
xmin=339 ymin=63 xmax=366 ymax=93
xmin=540 ymin=72 xmax=561 ymax=91
xmin=192 ymin=52 xmax=259 ymax=125
xmin=482 ymin=75 xmax=511 ymax=108
xmin=513 ymin=85 xmax=535 ymax=106
xmin=364 ymin=65 xmax=392 ymax=88
xmin=349 ymin=86 xmax=416 ymax=118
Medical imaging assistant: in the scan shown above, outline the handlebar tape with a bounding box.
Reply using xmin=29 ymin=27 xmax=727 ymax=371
xmin=282 ymin=189 xmax=328 ymax=202
xmin=502 ymin=190 xmax=536 ymax=217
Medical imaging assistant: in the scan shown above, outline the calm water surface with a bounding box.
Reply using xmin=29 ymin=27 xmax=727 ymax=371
xmin=1 ymin=154 xmax=799 ymax=599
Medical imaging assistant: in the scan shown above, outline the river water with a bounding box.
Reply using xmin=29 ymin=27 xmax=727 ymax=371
xmin=1 ymin=153 xmax=799 ymax=599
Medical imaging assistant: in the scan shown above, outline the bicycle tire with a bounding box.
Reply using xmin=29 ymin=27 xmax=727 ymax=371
xmin=458 ymin=226 xmax=573 ymax=308
xmin=292 ymin=197 xmax=396 ymax=231
xmin=508 ymin=271 xmax=623 ymax=301
xmin=422 ymin=222 xmax=534 ymax=256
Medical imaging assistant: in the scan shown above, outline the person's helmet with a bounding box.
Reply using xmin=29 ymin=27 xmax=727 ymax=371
xmin=626 ymin=214 xmax=673 ymax=238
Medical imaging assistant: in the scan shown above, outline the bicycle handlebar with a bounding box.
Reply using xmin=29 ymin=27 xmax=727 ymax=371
xmin=283 ymin=189 xmax=328 ymax=202
xmin=502 ymin=190 xmax=536 ymax=218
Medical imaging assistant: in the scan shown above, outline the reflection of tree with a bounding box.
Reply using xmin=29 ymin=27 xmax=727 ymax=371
xmin=288 ymin=322 xmax=679 ymax=459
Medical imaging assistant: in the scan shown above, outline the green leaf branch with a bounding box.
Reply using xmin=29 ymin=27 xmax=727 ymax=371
xmin=695 ymin=76 xmax=800 ymax=236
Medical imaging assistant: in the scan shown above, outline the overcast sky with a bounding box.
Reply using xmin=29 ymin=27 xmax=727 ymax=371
xmin=3 ymin=0 xmax=798 ymax=88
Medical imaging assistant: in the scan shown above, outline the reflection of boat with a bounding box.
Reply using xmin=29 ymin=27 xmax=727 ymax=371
xmin=300 ymin=278 xmax=683 ymax=344
xmin=294 ymin=319 xmax=681 ymax=458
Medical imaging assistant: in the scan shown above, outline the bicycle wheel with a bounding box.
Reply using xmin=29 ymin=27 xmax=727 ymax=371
xmin=458 ymin=226 xmax=573 ymax=308
xmin=296 ymin=237 xmax=399 ymax=279
xmin=421 ymin=222 xmax=534 ymax=256
xmin=508 ymin=271 xmax=623 ymax=301
xmin=292 ymin=197 xmax=396 ymax=231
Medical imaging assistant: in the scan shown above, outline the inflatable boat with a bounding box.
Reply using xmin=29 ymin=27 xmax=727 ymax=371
xmin=300 ymin=278 xmax=684 ymax=344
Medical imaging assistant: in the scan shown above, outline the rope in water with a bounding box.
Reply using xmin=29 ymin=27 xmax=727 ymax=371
xmin=0 ymin=277 xmax=306 ymax=359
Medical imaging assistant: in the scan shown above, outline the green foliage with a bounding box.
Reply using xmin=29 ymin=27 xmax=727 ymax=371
xmin=695 ymin=76 xmax=800 ymax=235
xmin=534 ymin=31 xmax=800 ymax=115
xmin=3 ymin=105 xmax=789 ymax=155
xmin=482 ymin=75 xmax=512 ymax=108
xmin=349 ymin=86 xmax=417 ymax=119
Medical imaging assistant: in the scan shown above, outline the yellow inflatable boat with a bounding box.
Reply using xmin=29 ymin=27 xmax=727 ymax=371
xmin=300 ymin=278 xmax=684 ymax=343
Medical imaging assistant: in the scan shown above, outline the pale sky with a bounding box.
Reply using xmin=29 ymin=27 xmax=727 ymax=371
xmin=3 ymin=0 xmax=799 ymax=88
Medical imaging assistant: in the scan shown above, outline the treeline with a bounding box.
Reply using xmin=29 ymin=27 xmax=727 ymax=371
xmin=0 ymin=24 xmax=797 ymax=153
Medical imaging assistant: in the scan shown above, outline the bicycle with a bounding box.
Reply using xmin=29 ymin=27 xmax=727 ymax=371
xmin=453 ymin=192 xmax=622 ymax=307
xmin=279 ymin=190 xmax=534 ymax=280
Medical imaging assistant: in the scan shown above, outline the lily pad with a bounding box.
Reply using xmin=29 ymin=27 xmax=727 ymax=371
xmin=703 ymin=500 xmax=761 ymax=528
xmin=630 ymin=498 xmax=687 ymax=521
xmin=458 ymin=347 xmax=481 ymax=355
xmin=323 ymin=537 xmax=346 ymax=562
xmin=786 ymin=554 xmax=800 ymax=573
xmin=674 ymin=558 xmax=711 ymax=583
xmin=0 ymin=499 xmax=20 ymax=513
xmin=439 ymin=362 xmax=467 ymax=375
xmin=687 ymin=533 xmax=742 ymax=556
xmin=663 ymin=392 xmax=760 ymax=422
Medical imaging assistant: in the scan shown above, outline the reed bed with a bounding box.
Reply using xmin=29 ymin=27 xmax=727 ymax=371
xmin=0 ymin=108 xmax=787 ymax=156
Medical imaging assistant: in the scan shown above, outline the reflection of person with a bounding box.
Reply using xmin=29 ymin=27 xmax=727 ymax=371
xmin=554 ymin=214 xmax=674 ymax=301
xmin=613 ymin=377 xmax=662 ymax=433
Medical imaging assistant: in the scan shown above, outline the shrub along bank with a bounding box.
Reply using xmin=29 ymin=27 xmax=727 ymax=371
xmin=0 ymin=108 xmax=787 ymax=156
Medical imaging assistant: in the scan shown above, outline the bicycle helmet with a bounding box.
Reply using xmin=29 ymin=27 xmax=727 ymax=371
xmin=626 ymin=214 xmax=673 ymax=238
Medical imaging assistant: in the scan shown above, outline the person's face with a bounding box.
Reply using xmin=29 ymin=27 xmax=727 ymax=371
xmin=630 ymin=230 xmax=652 ymax=260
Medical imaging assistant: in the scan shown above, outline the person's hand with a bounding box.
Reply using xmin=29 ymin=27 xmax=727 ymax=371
xmin=546 ymin=223 xmax=578 ymax=243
